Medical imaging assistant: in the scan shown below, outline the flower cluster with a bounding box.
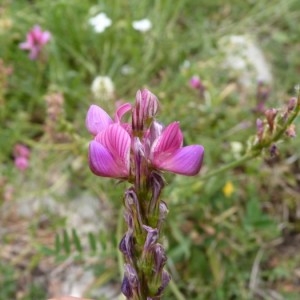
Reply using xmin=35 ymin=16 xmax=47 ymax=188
xmin=86 ymin=89 xmax=204 ymax=299
xmin=252 ymin=95 xmax=299 ymax=157
xmin=86 ymin=90 xmax=204 ymax=179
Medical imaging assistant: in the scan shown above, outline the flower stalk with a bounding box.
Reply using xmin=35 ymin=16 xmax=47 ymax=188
xmin=86 ymin=89 xmax=204 ymax=299
xmin=202 ymin=91 xmax=300 ymax=181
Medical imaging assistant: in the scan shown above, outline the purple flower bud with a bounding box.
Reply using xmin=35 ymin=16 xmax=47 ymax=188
xmin=156 ymin=270 xmax=171 ymax=296
xmin=270 ymin=144 xmax=279 ymax=157
xmin=153 ymin=243 xmax=167 ymax=273
xmin=124 ymin=188 xmax=143 ymax=229
xmin=121 ymin=275 xmax=133 ymax=298
xmin=143 ymin=225 xmax=159 ymax=252
xmin=119 ymin=231 xmax=134 ymax=259
xmin=124 ymin=264 xmax=139 ymax=288
xmin=149 ymin=172 xmax=165 ymax=213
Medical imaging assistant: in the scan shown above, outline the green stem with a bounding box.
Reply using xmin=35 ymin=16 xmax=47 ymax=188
xmin=201 ymin=151 xmax=259 ymax=181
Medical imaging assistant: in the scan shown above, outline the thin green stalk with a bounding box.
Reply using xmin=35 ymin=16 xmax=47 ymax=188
xmin=168 ymin=279 xmax=186 ymax=300
xmin=201 ymin=151 xmax=259 ymax=181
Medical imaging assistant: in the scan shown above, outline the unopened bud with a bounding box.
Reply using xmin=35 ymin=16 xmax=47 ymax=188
xmin=153 ymin=243 xmax=167 ymax=273
xmin=256 ymin=118 xmax=264 ymax=141
xmin=119 ymin=232 xmax=133 ymax=259
xmin=121 ymin=275 xmax=133 ymax=298
xmin=270 ymin=144 xmax=279 ymax=157
xmin=156 ymin=270 xmax=171 ymax=296
xmin=286 ymin=124 xmax=296 ymax=137
xmin=264 ymin=108 xmax=277 ymax=132
xmin=288 ymin=97 xmax=297 ymax=111
xmin=143 ymin=225 xmax=159 ymax=252
xmin=123 ymin=264 xmax=139 ymax=295
xmin=132 ymin=89 xmax=159 ymax=133
xmin=159 ymin=201 xmax=169 ymax=223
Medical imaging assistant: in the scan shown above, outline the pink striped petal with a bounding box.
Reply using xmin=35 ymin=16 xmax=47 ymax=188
xmin=115 ymin=102 xmax=132 ymax=123
xmin=153 ymin=145 xmax=204 ymax=176
xmin=151 ymin=122 xmax=183 ymax=159
xmin=86 ymin=105 xmax=113 ymax=135
xmin=89 ymin=141 xmax=129 ymax=178
xmin=91 ymin=124 xmax=131 ymax=178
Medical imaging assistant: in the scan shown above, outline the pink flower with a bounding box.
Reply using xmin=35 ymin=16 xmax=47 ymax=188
xmin=19 ymin=25 xmax=51 ymax=60
xmin=15 ymin=156 xmax=29 ymax=171
xmin=89 ymin=124 xmax=131 ymax=178
xmin=150 ymin=122 xmax=204 ymax=176
xmin=13 ymin=143 xmax=30 ymax=172
xmin=86 ymin=90 xmax=204 ymax=179
xmin=14 ymin=143 xmax=30 ymax=158
xmin=189 ymin=75 xmax=203 ymax=90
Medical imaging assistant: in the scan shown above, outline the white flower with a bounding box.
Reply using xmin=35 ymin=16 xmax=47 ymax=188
xmin=132 ymin=18 xmax=152 ymax=32
xmin=91 ymin=76 xmax=115 ymax=100
xmin=219 ymin=35 xmax=272 ymax=88
xmin=230 ymin=141 xmax=243 ymax=159
xmin=89 ymin=13 xmax=112 ymax=33
xmin=121 ymin=64 xmax=134 ymax=75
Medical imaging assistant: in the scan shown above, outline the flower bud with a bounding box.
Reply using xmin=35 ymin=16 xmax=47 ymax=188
xmin=270 ymin=144 xmax=279 ymax=157
xmin=286 ymin=124 xmax=296 ymax=138
xmin=124 ymin=264 xmax=139 ymax=290
xmin=124 ymin=188 xmax=143 ymax=230
xmin=119 ymin=231 xmax=133 ymax=259
xmin=288 ymin=97 xmax=297 ymax=111
xmin=143 ymin=225 xmax=159 ymax=252
xmin=121 ymin=275 xmax=133 ymax=298
xmin=153 ymin=243 xmax=167 ymax=273
xmin=264 ymin=108 xmax=277 ymax=132
xmin=159 ymin=201 xmax=169 ymax=224
xmin=256 ymin=118 xmax=264 ymax=141
xmin=156 ymin=270 xmax=171 ymax=296
xmin=132 ymin=89 xmax=159 ymax=133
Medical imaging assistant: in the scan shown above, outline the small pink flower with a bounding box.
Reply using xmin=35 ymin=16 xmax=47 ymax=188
xmin=150 ymin=122 xmax=204 ymax=176
xmin=15 ymin=156 xmax=29 ymax=171
xmin=88 ymin=124 xmax=131 ymax=178
xmin=19 ymin=25 xmax=51 ymax=60
xmin=189 ymin=75 xmax=203 ymax=90
xmin=14 ymin=143 xmax=30 ymax=158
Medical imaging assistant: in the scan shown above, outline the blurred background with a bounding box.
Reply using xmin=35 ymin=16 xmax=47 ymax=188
xmin=1 ymin=0 xmax=300 ymax=299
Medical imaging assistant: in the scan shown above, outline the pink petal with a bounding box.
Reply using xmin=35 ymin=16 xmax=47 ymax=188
xmin=41 ymin=31 xmax=51 ymax=44
xmin=94 ymin=124 xmax=131 ymax=168
xmin=19 ymin=42 xmax=31 ymax=50
xmin=86 ymin=105 xmax=113 ymax=135
xmin=115 ymin=102 xmax=132 ymax=123
xmin=153 ymin=145 xmax=204 ymax=176
xmin=89 ymin=141 xmax=129 ymax=178
xmin=151 ymin=122 xmax=183 ymax=159
xmin=29 ymin=47 xmax=40 ymax=60
xmin=90 ymin=124 xmax=131 ymax=178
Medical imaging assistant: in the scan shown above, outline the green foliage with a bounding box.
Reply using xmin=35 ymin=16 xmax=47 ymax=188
xmin=1 ymin=0 xmax=300 ymax=299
